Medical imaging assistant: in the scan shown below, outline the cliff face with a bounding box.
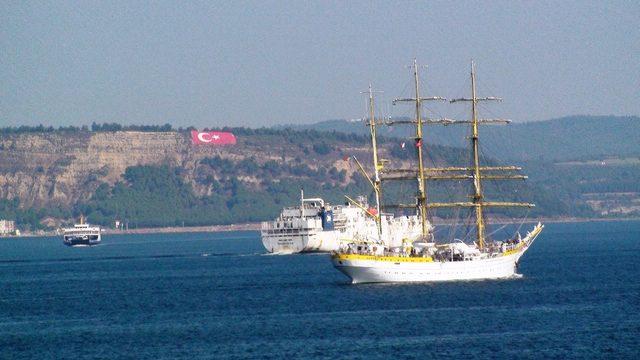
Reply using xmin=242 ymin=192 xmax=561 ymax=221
xmin=0 ymin=131 xmax=224 ymax=208
xmin=0 ymin=130 xmax=370 ymax=209
xmin=0 ymin=128 xmax=596 ymax=227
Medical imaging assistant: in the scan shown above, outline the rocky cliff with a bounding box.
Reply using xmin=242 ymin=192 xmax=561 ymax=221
xmin=0 ymin=128 xmax=584 ymax=229
xmin=0 ymin=130 xmax=370 ymax=210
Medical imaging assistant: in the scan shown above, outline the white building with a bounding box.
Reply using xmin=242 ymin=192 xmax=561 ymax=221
xmin=0 ymin=220 xmax=16 ymax=235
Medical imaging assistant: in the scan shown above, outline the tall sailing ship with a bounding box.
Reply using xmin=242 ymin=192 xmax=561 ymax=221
xmin=332 ymin=60 xmax=543 ymax=283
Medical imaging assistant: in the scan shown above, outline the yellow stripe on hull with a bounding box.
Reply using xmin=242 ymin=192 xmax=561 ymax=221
xmin=331 ymin=223 xmax=543 ymax=283
xmin=502 ymin=225 xmax=543 ymax=257
xmin=332 ymin=253 xmax=434 ymax=263
xmin=501 ymin=242 xmax=526 ymax=257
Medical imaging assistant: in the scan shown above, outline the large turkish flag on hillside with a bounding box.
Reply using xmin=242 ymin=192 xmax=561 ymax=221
xmin=191 ymin=131 xmax=237 ymax=145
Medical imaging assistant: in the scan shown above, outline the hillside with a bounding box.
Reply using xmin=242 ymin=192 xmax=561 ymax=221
xmin=284 ymin=115 xmax=640 ymax=162
xmin=281 ymin=115 xmax=640 ymax=218
xmin=0 ymin=127 xmax=571 ymax=230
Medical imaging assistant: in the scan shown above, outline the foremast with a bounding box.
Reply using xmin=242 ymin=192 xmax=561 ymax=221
xmin=348 ymin=84 xmax=385 ymax=238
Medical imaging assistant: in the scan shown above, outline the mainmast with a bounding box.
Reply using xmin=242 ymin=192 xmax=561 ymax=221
xmin=470 ymin=62 xmax=486 ymax=248
xmin=412 ymin=60 xmax=429 ymax=236
xmin=366 ymin=84 xmax=383 ymax=236
xmin=391 ymin=59 xmax=446 ymax=237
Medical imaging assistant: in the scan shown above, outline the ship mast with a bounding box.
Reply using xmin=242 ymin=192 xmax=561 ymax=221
xmin=366 ymin=84 xmax=383 ymax=236
xmin=470 ymin=62 xmax=486 ymax=248
xmin=444 ymin=60 xmax=534 ymax=249
xmin=349 ymin=84 xmax=384 ymax=237
xmin=391 ymin=60 xmax=446 ymax=237
xmin=376 ymin=60 xmax=535 ymax=248
xmin=412 ymin=60 xmax=429 ymax=236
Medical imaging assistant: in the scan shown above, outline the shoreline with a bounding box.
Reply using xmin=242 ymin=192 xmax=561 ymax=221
xmin=3 ymin=216 xmax=640 ymax=238
xmin=433 ymin=216 xmax=640 ymax=226
xmin=103 ymin=223 xmax=262 ymax=235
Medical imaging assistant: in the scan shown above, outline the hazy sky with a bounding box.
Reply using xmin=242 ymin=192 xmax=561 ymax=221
xmin=1 ymin=1 xmax=638 ymax=128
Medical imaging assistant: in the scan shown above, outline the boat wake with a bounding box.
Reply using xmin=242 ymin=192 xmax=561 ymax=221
xmin=237 ymin=253 xmax=265 ymax=257
xmin=262 ymin=251 xmax=330 ymax=256
xmin=262 ymin=251 xmax=295 ymax=256
xmin=202 ymin=252 xmax=257 ymax=257
xmin=0 ymin=252 xmax=256 ymax=266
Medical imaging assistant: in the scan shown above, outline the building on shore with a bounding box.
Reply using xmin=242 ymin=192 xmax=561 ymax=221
xmin=0 ymin=220 xmax=16 ymax=235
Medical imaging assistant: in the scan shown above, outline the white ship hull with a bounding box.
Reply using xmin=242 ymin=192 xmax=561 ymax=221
xmin=333 ymin=251 xmax=523 ymax=283
xmin=261 ymin=230 xmax=345 ymax=254
xmin=332 ymin=224 xmax=542 ymax=284
xmin=261 ymin=194 xmax=424 ymax=254
xmin=63 ymin=235 xmax=101 ymax=247
xmin=62 ymin=220 xmax=102 ymax=247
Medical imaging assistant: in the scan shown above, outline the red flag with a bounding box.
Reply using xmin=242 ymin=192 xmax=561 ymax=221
xmin=191 ymin=131 xmax=237 ymax=145
xmin=415 ymin=139 xmax=422 ymax=147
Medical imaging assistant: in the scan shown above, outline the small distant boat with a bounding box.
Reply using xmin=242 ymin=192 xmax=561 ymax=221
xmin=62 ymin=216 xmax=101 ymax=247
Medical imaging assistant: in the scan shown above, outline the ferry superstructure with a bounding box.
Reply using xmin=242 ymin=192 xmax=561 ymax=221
xmin=332 ymin=60 xmax=543 ymax=283
xmin=62 ymin=216 xmax=101 ymax=247
xmin=261 ymin=191 xmax=423 ymax=253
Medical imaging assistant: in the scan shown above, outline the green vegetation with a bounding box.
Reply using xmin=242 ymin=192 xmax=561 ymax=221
xmin=288 ymin=115 xmax=640 ymax=162
xmin=78 ymin=163 xmax=370 ymax=228
xmin=0 ymin=198 xmax=48 ymax=230
xmin=1 ymin=120 xmax=638 ymax=230
xmin=0 ymin=122 xmax=177 ymax=134
xmin=76 ymin=151 xmax=585 ymax=229
xmin=90 ymin=122 xmax=174 ymax=132
xmin=80 ymin=165 xmax=228 ymax=227
xmin=0 ymin=124 xmax=89 ymax=134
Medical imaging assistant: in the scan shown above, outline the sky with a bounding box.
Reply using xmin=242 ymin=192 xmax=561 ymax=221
xmin=1 ymin=1 xmax=638 ymax=128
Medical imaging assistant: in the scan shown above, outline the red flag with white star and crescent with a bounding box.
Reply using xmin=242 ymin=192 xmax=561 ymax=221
xmin=191 ymin=131 xmax=237 ymax=145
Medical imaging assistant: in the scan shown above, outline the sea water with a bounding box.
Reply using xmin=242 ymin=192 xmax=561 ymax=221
xmin=1 ymin=222 xmax=638 ymax=359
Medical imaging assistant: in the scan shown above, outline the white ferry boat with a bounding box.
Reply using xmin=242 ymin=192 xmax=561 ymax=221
xmin=261 ymin=191 xmax=422 ymax=253
xmin=62 ymin=216 xmax=102 ymax=247
xmin=331 ymin=60 xmax=543 ymax=283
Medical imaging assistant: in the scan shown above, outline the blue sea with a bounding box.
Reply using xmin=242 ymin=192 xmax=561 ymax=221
xmin=1 ymin=221 xmax=639 ymax=359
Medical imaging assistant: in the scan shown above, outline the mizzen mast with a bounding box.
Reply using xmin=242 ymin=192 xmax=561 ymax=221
xmin=444 ymin=60 xmax=534 ymax=249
